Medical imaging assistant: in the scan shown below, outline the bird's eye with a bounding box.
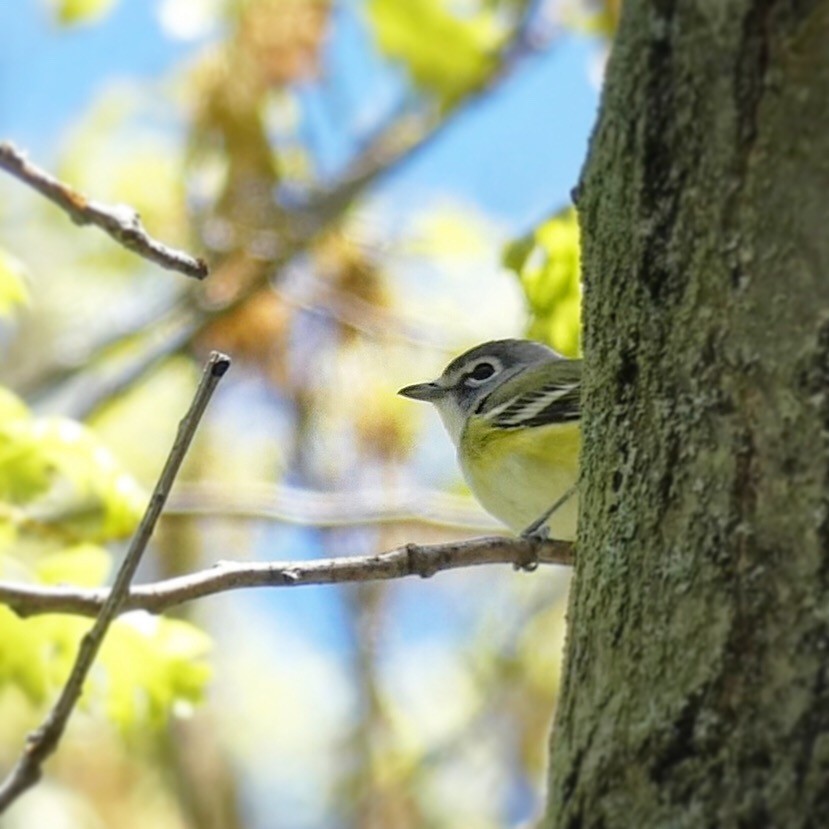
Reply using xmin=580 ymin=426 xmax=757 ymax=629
xmin=468 ymin=361 xmax=496 ymax=382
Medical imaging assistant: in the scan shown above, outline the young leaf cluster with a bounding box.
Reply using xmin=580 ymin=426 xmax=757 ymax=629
xmin=504 ymin=208 xmax=582 ymax=356
xmin=0 ymin=268 xmax=211 ymax=733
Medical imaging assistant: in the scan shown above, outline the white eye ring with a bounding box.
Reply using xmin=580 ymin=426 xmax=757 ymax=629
xmin=465 ymin=359 xmax=500 ymax=386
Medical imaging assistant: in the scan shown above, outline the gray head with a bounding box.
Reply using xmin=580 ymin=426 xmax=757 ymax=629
xmin=398 ymin=339 xmax=560 ymax=445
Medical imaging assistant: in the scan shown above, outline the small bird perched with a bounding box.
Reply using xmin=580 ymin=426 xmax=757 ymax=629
xmin=399 ymin=339 xmax=580 ymax=540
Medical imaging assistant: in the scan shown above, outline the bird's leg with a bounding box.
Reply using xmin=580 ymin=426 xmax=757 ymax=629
xmin=514 ymin=484 xmax=578 ymax=572
xmin=512 ymin=486 xmax=577 ymax=571
xmin=521 ymin=485 xmax=578 ymax=541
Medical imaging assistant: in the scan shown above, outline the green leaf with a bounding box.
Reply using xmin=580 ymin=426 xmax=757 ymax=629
xmin=0 ymin=388 xmax=30 ymax=424
xmin=0 ymin=611 xmax=212 ymax=728
xmin=502 ymin=233 xmax=535 ymax=275
xmin=504 ymin=208 xmax=582 ymax=357
xmin=98 ymin=615 xmax=213 ymax=730
xmin=0 ymin=608 xmax=50 ymax=702
xmin=50 ymin=0 xmax=119 ymax=25
xmin=34 ymin=543 xmax=111 ymax=587
xmin=0 ymin=250 xmax=28 ymax=318
xmin=366 ymin=0 xmax=504 ymax=106
xmin=561 ymin=0 xmax=621 ymax=38
xmin=0 ymin=418 xmax=54 ymax=506
xmin=0 ymin=408 xmax=145 ymax=543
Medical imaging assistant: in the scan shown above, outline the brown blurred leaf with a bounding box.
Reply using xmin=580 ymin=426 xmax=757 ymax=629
xmin=197 ymin=289 xmax=290 ymax=383
xmin=238 ymin=0 xmax=332 ymax=86
xmin=314 ymin=232 xmax=390 ymax=343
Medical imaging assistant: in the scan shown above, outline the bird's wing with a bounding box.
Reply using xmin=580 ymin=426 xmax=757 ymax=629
xmin=476 ymin=358 xmax=581 ymax=428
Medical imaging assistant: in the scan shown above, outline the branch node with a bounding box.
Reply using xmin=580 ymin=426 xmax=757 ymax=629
xmin=514 ymin=539 xmax=541 ymax=572
xmin=405 ymin=543 xmax=438 ymax=578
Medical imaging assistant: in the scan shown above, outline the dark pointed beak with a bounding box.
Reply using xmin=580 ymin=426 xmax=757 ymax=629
xmin=398 ymin=381 xmax=446 ymax=402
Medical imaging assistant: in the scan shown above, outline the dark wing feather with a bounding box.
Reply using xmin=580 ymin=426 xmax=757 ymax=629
xmin=501 ymin=384 xmax=580 ymax=427
xmin=473 ymin=357 xmax=582 ymax=428
xmin=489 ymin=380 xmax=580 ymax=428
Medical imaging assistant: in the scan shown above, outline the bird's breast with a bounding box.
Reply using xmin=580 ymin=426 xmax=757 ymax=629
xmin=459 ymin=419 xmax=580 ymax=539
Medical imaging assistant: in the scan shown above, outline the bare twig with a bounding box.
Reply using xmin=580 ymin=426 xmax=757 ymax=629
xmin=0 ymin=535 xmax=574 ymax=620
xmin=0 ymin=351 xmax=231 ymax=815
xmin=0 ymin=142 xmax=208 ymax=280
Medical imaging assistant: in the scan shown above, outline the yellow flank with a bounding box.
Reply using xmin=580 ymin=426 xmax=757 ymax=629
xmin=459 ymin=416 xmax=580 ymax=539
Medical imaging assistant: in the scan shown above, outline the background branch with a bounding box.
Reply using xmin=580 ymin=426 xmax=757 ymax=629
xmin=0 ymin=351 xmax=231 ymax=815
xmin=0 ymin=141 xmax=208 ymax=280
xmin=164 ymin=481 xmax=499 ymax=530
xmin=0 ymin=535 xmax=574 ymax=620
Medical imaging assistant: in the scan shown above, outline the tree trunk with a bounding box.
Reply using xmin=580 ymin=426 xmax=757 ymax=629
xmin=545 ymin=2 xmax=829 ymax=827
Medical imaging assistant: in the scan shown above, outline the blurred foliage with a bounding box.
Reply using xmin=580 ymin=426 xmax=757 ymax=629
xmin=0 ymin=608 xmax=210 ymax=729
xmin=0 ymin=390 xmax=143 ymax=541
xmin=0 ymin=250 xmax=28 ymax=317
xmin=0 ymin=384 xmax=211 ymax=731
xmin=366 ymin=0 xmax=506 ymax=107
xmin=562 ymin=0 xmax=622 ymax=36
xmin=49 ymin=0 xmax=119 ymax=26
xmin=0 ymin=265 xmax=210 ymax=736
xmin=504 ymin=208 xmax=582 ymax=356
xmin=0 ymin=0 xmax=604 ymax=825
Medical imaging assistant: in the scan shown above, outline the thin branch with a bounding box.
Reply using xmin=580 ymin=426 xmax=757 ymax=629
xmin=0 ymin=351 xmax=231 ymax=815
xmin=0 ymin=535 xmax=574 ymax=620
xmin=0 ymin=142 xmax=208 ymax=280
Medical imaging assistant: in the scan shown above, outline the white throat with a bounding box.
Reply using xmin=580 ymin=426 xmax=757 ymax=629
xmin=432 ymin=396 xmax=467 ymax=447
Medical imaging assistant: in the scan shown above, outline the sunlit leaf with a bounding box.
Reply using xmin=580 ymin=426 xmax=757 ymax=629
xmin=0 ymin=608 xmax=50 ymax=703
xmin=504 ymin=208 xmax=582 ymax=356
xmin=0 ymin=388 xmax=30 ymax=423
xmin=34 ymin=543 xmax=111 ymax=587
xmin=561 ymin=0 xmax=622 ymax=38
xmin=98 ymin=614 xmax=212 ymax=730
xmin=20 ymin=421 xmax=146 ymax=541
xmin=406 ymin=207 xmax=491 ymax=257
xmin=0 ymin=610 xmax=212 ymax=729
xmin=0 ymin=418 xmax=53 ymax=506
xmin=366 ymin=0 xmax=504 ymax=106
xmin=502 ymin=233 xmax=535 ymax=275
xmin=0 ymin=411 xmax=145 ymax=543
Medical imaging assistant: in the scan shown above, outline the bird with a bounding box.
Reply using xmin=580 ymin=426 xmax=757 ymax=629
xmin=398 ymin=339 xmax=580 ymax=540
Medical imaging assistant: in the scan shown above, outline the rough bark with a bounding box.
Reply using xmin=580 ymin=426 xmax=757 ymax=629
xmin=545 ymin=2 xmax=829 ymax=827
